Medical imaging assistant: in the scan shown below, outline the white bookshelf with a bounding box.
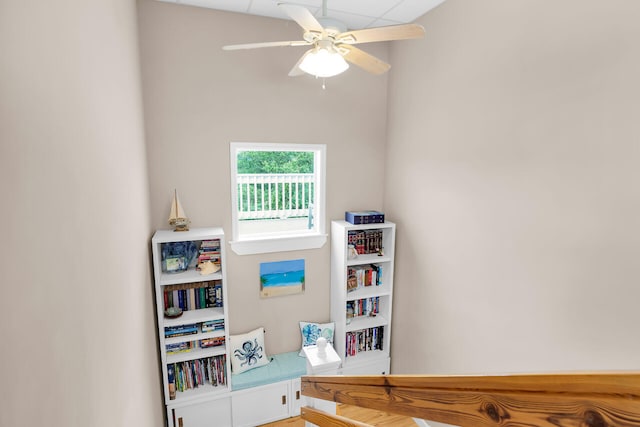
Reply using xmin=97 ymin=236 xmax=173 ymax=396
xmin=151 ymin=227 xmax=232 ymax=426
xmin=330 ymin=220 xmax=396 ymax=374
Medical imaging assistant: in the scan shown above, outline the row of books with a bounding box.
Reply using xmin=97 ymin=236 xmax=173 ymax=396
xmin=347 ymin=264 xmax=383 ymax=291
xmin=200 ymin=336 xmax=225 ymax=349
xmin=345 ymin=326 xmax=384 ymax=357
xmin=165 ymin=323 xmax=198 ymax=338
xmin=348 ymin=229 xmax=384 ymax=255
xmin=346 ymin=296 xmax=380 ymax=318
xmin=166 ymin=336 xmax=226 ymax=354
xmin=167 ymin=354 xmax=227 ymax=399
xmin=166 ymin=341 xmax=195 ymax=354
xmin=202 ymin=319 xmax=224 ymax=333
xmin=163 ymin=280 xmax=223 ymax=311
xmin=196 ymin=239 xmax=221 ymax=270
xmin=164 ymin=319 xmax=225 ymax=339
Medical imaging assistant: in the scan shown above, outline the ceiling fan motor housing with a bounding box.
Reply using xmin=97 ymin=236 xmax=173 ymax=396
xmin=303 ymin=17 xmax=347 ymax=43
xmin=318 ymin=17 xmax=347 ymax=37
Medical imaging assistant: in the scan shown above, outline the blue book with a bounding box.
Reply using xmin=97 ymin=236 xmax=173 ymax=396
xmin=345 ymin=210 xmax=385 ymax=225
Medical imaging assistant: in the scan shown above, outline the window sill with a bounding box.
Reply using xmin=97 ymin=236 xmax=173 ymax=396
xmin=229 ymin=233 xmax=327 ymax=255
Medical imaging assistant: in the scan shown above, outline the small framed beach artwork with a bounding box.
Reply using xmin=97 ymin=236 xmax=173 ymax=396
xmin=260 ymin=259 xmax=305 ymax=298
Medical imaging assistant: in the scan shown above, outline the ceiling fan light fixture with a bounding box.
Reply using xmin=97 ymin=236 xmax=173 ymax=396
xmin=299 ymin=47 xmax=349 ymax=78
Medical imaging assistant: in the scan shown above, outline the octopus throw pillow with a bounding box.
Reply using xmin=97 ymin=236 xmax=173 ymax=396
xmin=229 ymin=327 xmax=269 ymax=374
xmin=299 ymin=321 xmax=335 ymax=357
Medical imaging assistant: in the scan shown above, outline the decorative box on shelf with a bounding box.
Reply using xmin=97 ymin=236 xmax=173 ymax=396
xmin=344 ymin=210 xmax=385 ymax=225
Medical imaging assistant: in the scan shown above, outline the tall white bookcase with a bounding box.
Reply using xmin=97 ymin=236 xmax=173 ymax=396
xmin=330 ymin=220 xmax=396 ymax=374
xmin=152 ymin=227 xmax=232 ymax=427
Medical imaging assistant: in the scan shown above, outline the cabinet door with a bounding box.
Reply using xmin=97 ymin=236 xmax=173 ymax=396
xmin=341 ymin=357 xmax=390 ymax=375
xmin=170 ymin=397 xmax=232 ymax=427
xmin=290 ymin=378 xmax=305 ymax=416
xmin=231 ymin=381 xmax=290 ymax=427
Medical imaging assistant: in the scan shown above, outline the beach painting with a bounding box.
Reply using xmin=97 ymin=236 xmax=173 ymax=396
xmin=260 ymin=259 xmax=305 ymax=298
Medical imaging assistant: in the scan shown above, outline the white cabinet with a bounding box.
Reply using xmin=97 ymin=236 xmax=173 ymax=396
xmin=330 ymin=220 xmax=396 ymax=374
xmin=152 ymin=228 xmax=232 ymax=426
xmin=340 ymin=356 xmax=389 ymax=375
xmin=170 ymin=396 xmax=232 ymax=427
xmin=231 ymin=379 xmax=303 ymax=427
xmin=290 ymin=377 xmax=304 ymax=416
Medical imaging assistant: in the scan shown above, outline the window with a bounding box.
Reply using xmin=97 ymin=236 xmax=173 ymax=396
xmin=229 ymin=142 xmax=327 ymax=255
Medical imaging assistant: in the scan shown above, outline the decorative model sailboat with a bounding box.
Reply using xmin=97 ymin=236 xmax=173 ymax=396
xmin=169 ymin=189 xmax=190 ymax=232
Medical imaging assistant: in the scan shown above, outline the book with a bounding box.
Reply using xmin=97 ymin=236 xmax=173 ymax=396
xmin=166 ymin=341 xmax=195 ymax=354
xmin=164 ymin=324 xmax=198 ymax=337
xmin=167 ymin=364 xmax=176 ymax=400
xmin=200 ymin=336 xmax=225 ymax=348
xmin=345 ymin=210 xmax=385 ymax=225
xmin=200 ymin=239 xmax=221 ymax=250
xmin=201 ymin=319 xmax=224 ymax=332
xmin=205 ymin=281 xmax=223 ymax=307
xmin=189 ymin=288 xmax=196 ymax=310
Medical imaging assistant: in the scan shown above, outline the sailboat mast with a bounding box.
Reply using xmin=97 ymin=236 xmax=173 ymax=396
xmin=174 ymin=189 xmax=178 ymax=218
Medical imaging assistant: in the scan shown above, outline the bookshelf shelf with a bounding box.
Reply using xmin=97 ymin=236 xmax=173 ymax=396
xmin=346 ymin=253 xmax=392 ymax=266
xmin=331 ymin=220 xmax=395 ymax=375
xmin=159 ymin=269 xmax=223 ymax=287
xmin=345 ymin=314 xmax=389 ymax=332
xmin=152 ymin=227 xmax=232 ymax=424
xmin=168 ymin=382 xmax=226 ymax=400
xmin=162 ymin=307 xmax=225 ymax=327
xmin=342 ymin=349 xmax=387 ymax=367
xmin=346 ymin=284 xmax=392 ymax=300
xmin=166 ymin=345 xmax=228 ymax=364
xmin=164 ymin=329 xmax=226 ymax=346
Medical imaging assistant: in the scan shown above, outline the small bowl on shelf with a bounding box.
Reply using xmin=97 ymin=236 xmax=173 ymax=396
xmin=164 ymin=307 xmax=183 ymax=318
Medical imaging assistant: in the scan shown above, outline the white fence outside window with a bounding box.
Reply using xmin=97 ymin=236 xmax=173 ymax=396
xmin=236 ymin=173 xmax=315 ymax=221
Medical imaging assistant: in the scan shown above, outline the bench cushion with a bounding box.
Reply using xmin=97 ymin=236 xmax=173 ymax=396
xmin=231 ymin=351 xmax=307 ymax=391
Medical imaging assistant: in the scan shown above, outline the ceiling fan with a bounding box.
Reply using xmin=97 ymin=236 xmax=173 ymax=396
xmin=222 ymin=1 xmax=425 ymax=78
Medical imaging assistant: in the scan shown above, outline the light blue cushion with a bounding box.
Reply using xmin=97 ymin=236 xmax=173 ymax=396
xmin=231 ymin=351 xmax=307 ymax=391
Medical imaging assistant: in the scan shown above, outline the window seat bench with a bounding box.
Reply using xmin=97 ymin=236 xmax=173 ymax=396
xmin=231 ymin=350 xmax=307 ymax=391
xmin=229 ymin=351 xmax=308 ymax=426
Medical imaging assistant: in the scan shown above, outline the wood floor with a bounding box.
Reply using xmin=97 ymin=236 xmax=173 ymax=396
xmin=260 ymin=404 xmax=417 ymax=427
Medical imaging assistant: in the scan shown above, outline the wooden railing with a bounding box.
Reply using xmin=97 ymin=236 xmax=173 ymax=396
xmin=300 ymin=372 xmax=640 ymax=427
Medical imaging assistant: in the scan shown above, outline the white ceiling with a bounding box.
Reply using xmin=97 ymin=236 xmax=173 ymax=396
xmin=156 ymin=0 xmax=446 ymax=30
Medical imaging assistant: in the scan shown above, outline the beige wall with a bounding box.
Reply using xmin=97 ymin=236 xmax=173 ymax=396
xmin=3 ymin=0 xmax=638 ymax=425
xmin=0 ymin=1 xmax=161 ymax=426
xmin=386 ymin=0 xmax=640 ymax=375
xmin=137 ymin=0 xmax=389 ymax=353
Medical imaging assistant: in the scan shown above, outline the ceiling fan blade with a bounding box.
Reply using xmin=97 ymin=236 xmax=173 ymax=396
xmin=223 ymin=40 xmax=310 ymax=50
xmin=278 ymin=2 xmax=324 ymax=33
xmin=337 ymin=23 xmax=425 ymax=45
xmin=339 ymin=44 xmax=391 ymax=75
xmin=288 ymin=50 xmax=312 ymax=77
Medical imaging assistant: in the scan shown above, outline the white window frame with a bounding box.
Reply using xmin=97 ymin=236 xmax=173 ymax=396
xmin=229 ymin=142 xmax=327 ymax=255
